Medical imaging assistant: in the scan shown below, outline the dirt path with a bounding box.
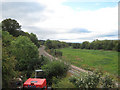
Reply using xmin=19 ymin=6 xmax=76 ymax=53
xmin=39 ymin=46 xmax=91 ymax=75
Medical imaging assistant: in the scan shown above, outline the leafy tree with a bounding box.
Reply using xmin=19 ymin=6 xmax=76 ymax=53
xmin=80 ymin=39 xmax=119 ymax=52
xmin=72 ymin=43 xmax=81 ymax=49
xmin=45 ymin=40 xmax=69 ymax=49
xmin=29 ymin=33 xmax=40 ymax=48
xmin=39 ymin=40 xmax=45 ymax=45
xmin=81 ymin=41 xmax=90 ymax=49
xmin=10 ymin=36 xmax=39 ymax=77
xmin=2 ymin=18 xmax=21 ymax=37
xmin=2 ymin=31 xmax=14 ymax=47
xmin=45 ymin=39 xmax=53 ymax=49
xmin=2 ymin=47 xmax=17 ymax=88
xmin=2 ymin=31 xmax=17 ymax=88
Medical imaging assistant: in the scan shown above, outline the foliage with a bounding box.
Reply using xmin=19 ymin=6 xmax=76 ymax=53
xmin=2 ymin=18 xmax=21 ymax=37
xmin=1 ymin=19 xmax=40 ymax=47
xmin=52 ymin=78 xmax=76 ymax=88
xmin=10 ymin=36 xmax=39 ymax=77
xmin=1 ymin=19 xmax=40 ymax=88
xmin=101 ymin=73 xmax=116 ymax=88
xmin=69 ymin=76 xmax=77 ymax=84
xmin=2 ymin=31 xmax=17 ymax=88
xmin=2 ymin=47 xmax=17 ymax=88
xmin=72 ymin=43 xmax=81 ymax=49
xmin=69 ymin=70 xmax=116 ymax=88
xmin=47 ymin=49 xmax=62 ymax=57
xmin=39 ymin=55 xmax=50 ymax=67
xmin=71 ymin=39 xmax=119 ymax=52
xmin=42 ymin=61 xmax=69 ymax=85
xmin=29 ymin=33 xmax=40 ymax=48
xmin=38 ymin=40 xmax=45 ymax=45
xmin=81 ymin=41 xmax=90 ymax=49
xmin=2 ymin=31 xmax=14 ymax=47
xmin=45 ymin=39 xmax=68 ymax=49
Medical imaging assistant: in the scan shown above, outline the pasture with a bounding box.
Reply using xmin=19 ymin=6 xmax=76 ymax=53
xmin=58 ymin=48 xmax=119 ymax=75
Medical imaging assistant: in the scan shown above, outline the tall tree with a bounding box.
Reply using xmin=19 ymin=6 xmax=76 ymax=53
xmin=2 ymin=31 xmax=17 ymax=88
xmin=2 ymin=18 xmax=21 ymax=37
xmin=10 ymin=36 xmax=39 ymax=77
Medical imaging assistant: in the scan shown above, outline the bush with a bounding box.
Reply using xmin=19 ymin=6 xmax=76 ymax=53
xmin=101 ymin=73 xmax=116 ymax=88
xmin=69 ymin=70 xmax=116 ymax=88
xmin=52 ymin=78 xmax=76 ymax=88
xmin=48 ymin=49 xmax=62 ymax=57
xmin=41 ymin=61 xmax=69 ymax=85
xmin=69 ymin=76 xmax=77 ymax=84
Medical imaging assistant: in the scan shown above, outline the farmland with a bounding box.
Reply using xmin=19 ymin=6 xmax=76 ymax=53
xmin=58 ymin=48 xmax=119 ymax=75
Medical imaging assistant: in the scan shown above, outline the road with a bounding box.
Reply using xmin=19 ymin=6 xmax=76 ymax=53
xmin=39 ymin=46 xmax=91 ymax=75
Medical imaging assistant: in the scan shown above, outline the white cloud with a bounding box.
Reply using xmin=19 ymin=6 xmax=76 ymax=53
xmin=33 ymin=0 xmax=118 ymax=42
xmin=2 ymin=0 xmax=118 ymax=42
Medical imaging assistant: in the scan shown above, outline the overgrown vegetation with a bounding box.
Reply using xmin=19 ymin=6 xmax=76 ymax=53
xmin=46 ymin=49 xmax=63 ymax=57
xmin=69 ymin=70 xmax=117 ymax=88
xmin=41 ymin=60 xmax=69 ymax=86
xmin=52 ymin=77 xmax=76 ymax=88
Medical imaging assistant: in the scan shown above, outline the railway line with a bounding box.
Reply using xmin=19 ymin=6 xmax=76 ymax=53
xmin=39 ymin=46 xmax=91 ymax=75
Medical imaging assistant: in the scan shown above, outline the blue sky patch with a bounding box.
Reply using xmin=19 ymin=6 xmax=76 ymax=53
xmin=62 ymin=2 xmax=117 ymax=11
xmin=70 ymin=28 xmax=91 ymax=33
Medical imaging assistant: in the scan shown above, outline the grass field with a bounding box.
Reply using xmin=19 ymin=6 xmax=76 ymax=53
xmin=58 ymin=48 xmax=119 ymax=75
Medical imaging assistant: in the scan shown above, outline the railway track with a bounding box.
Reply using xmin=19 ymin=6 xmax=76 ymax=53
xmin=39 ymin=46 xmax=91 ymax=75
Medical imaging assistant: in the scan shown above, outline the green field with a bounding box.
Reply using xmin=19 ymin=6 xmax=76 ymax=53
xmin=58 ymin=48 xmax=119 ymax=75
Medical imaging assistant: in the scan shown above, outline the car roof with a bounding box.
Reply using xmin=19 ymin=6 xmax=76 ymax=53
xmin=23 ymin=78 xmax=46 ymax=86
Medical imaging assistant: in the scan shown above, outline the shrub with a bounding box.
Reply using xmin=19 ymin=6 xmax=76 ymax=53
xmin=49 ymin=49 xmax=63 ymax=57
xmin=52 ymin=78 xmax=76 ymax=88
xmin=101 ymin=73 xmax=116 ymax=88
xmin=42 ymin=61 xmax=69 ymax=85
xmin=69 ymin=76 xmax=77 ymax=84
xmin=69 ymin=70 xmax=116 ymax=88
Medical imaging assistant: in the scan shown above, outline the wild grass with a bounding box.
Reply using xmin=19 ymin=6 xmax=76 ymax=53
xmin=58 ymin=48 xmax=119 ymax=76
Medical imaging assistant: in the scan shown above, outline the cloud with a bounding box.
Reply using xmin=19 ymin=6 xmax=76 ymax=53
xmin=98 ymin=31 xmax=118 ymax=37
xmin=34 ymin=1 xmax=118 ymax=33
xmin=2 ymin=0 xmax=119 ymax=2
xmin=69 ymin=28 xmax=91 ymax=33
xmin=2 ymin=2 xmax=45 ymax=25
xmin=1 ymin=1 xmax=118 ymax=43
xmin=23 ymin=26 xmax=60 ymax=40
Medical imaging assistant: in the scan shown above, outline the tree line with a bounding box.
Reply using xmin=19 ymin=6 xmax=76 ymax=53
xmin=45 ymin=39 xmax=69 ymax=49
xmin=72 ymin=39 xmax=120 ymax=52
xmin=44 ymin=39 xmax=119 ymax=52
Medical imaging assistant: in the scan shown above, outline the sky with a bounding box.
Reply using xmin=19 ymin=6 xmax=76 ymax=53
xmin=1 ymin=0 xmax=119 ymax=43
